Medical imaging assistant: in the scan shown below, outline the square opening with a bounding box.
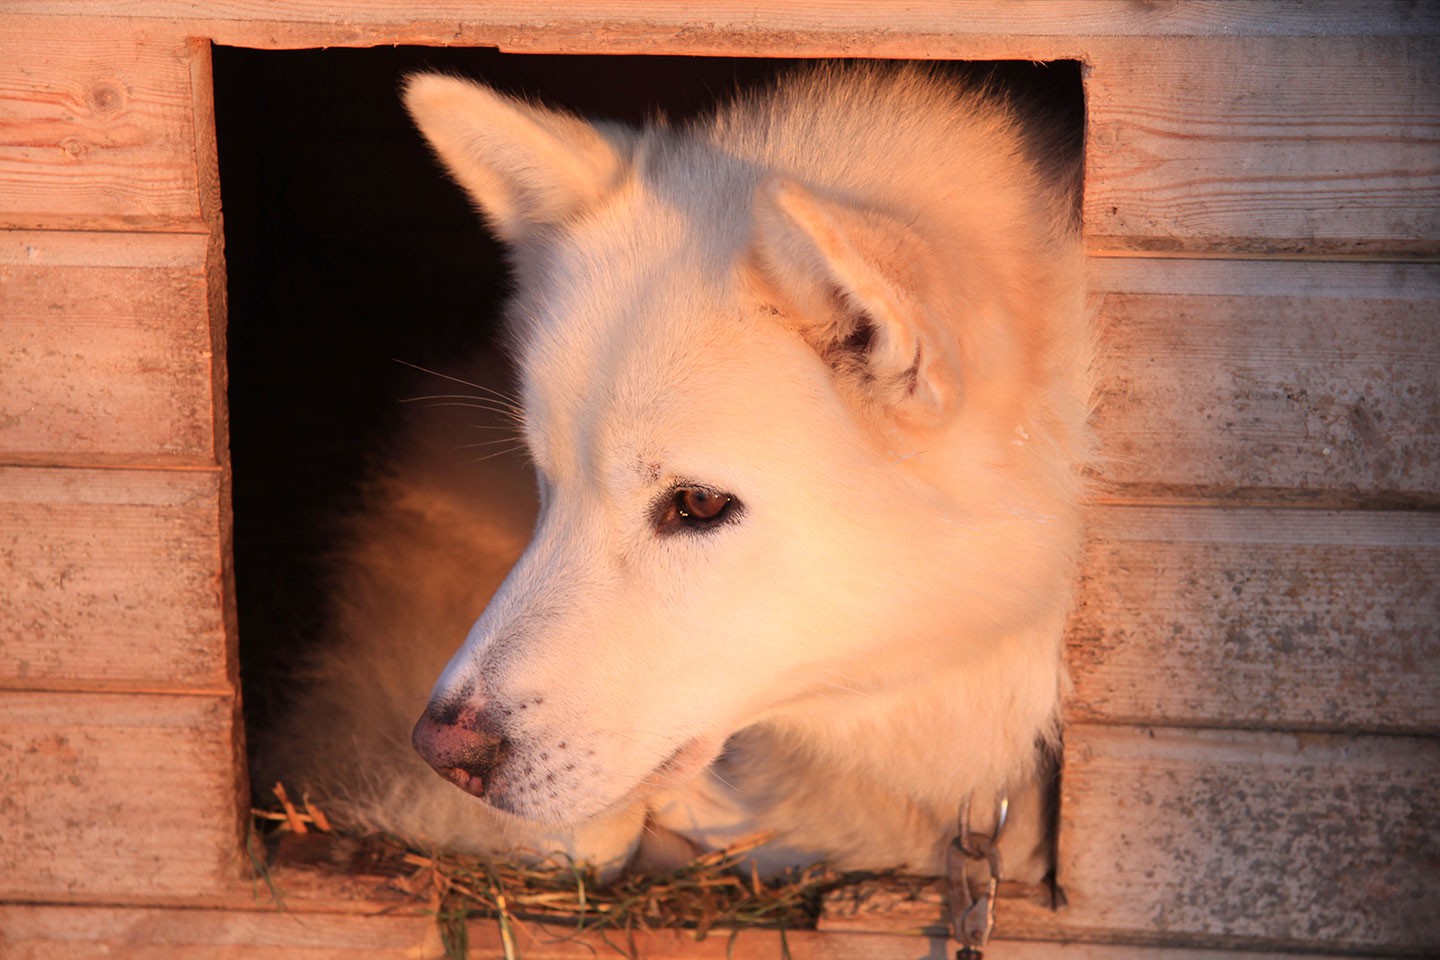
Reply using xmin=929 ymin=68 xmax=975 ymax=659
xmin=213 ymin=45 xmax=1085 ymax=911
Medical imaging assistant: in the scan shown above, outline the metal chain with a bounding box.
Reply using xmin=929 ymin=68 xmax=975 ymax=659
xmin=947 ymin=791 xmax=1008 ymax=959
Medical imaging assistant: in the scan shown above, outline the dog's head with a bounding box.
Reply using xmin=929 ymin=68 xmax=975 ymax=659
xmin=401 ymin=72 xmax=1085 ymax=824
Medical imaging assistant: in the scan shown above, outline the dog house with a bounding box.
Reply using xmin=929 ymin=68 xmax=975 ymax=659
xmin=2 ymin=2 xmax=1437 ymax=957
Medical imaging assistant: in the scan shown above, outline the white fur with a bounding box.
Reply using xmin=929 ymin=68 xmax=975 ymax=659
xmin=269 ymin=64 xmax=1091 ymax=880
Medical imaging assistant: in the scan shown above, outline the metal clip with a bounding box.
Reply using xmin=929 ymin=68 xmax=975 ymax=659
xmin=947 ymin=792 xmax=1008 ymax=959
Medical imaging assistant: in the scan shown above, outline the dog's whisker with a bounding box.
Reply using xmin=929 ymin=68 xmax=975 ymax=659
xmin=416 ymin=400 xmax=525 ymax=420
xmin=392 ymin=358 xmax=521 ymax=401
xmin=456 ymin=436 xmax=525 ymax=450
xmin=465 ymin=445 xmax=530 ymax=463
xmin=400 ymin=392 xmax=524 ymax=411
xmin=400 ymin=394 xmax=519 ymax=411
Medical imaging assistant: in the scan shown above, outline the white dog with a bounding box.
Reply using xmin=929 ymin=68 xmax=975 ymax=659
xmin=269 ymin=64 xmax=1090 ymax=881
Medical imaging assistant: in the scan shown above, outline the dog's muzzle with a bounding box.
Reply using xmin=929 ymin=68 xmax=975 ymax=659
xmin=411 ymin=703 xmax=509 ymax=799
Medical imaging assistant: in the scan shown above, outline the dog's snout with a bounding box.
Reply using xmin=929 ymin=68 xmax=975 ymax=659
xmin=412 ymin=703 xmax=510 ymax=799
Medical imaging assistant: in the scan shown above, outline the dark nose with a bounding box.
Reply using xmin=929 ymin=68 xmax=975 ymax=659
xmin=411 ymin=702 xmax=510 ymax=799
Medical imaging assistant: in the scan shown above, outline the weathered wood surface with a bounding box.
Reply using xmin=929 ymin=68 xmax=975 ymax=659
xmin=0 ymin=231 xmax=218 ymax=467
xmin=3 ymin=903 xmax=1405 ymax=960
xmin=6 ymin=1 xmax=1439 ymax=40
xmin=0 ymin=467 xmax=230 ymax=692
xmin=0 ymin=20 xmax=207 ymax=231
xmin=1092 ymin=259 xmax=1440 ymax=503
xmin=1084 ymin=36 xmax=1440 ymax=256
xmin=189 ymin=38 xmax=231 ymax=471
xmin=1069 ymin=506 xmax=1440 ymax=735
xmin=2 ymin=16 xmax=1436 ymax=256
xmin=820 ymin=877 xmax=1423 ymax=960
xmin=1057 ymin=724 xmax=1440 ymax=952
xmin=0 ymin=690 xmax=243 ymax=899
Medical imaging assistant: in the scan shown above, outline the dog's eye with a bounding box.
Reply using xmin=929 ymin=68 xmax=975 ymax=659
xmin=655 ymin=485 xmax=739 ymax=535
xmin=677 ymin=488 xmax=730 ymax=522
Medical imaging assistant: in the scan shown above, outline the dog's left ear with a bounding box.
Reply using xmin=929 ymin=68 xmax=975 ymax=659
xmin=751 ymin=179 xmax=960 ymax=423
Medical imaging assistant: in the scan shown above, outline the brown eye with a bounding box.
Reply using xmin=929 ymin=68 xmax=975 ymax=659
xmin=656 ymin=485 xmax=739 ymax=534
xmin=677 ymin=487 xmax=729 ymax=521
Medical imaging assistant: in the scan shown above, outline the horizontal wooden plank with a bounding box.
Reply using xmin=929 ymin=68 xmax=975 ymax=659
xmin=0 ymin=691 xmax=243 ymax=900
xmin=1092 ymin=258 xmax=1440 ymax=300
xmin=1069 ymin=506 xmax=1440 ymax=735
xmin=0 ymin=20 xmax=205 ymax=230
xmin=5 ymin=903 xmax=1404 ymax=960
xmin=6 ymin=2 xmax=1439 ymax=41
xmin=0 ymin=907 xmax=448 ymax=960
xmin=1093 ymin=259 xmax=1439 ymax=502
xmin=0 ymin=231 xmax=218 ymax=466
xmin=0 ymin=467 xmax=231 ymax=691
xmin=5 ymin=15 xmax=1433 ymax=259
xmin=1057 ymin=724 xmax=1440 ymax=951
xmin=1084 ymin=35 xmax=1440 ymax=256
xmin=820 ymin=879 xmax=1420 ymax=959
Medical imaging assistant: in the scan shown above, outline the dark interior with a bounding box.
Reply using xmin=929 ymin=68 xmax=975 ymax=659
xmin=211 ymin=46 xmax=1084 ymax=763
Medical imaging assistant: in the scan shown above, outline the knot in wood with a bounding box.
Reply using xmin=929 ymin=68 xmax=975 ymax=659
xmin=86 ymin=81 xmax=126 ymax=117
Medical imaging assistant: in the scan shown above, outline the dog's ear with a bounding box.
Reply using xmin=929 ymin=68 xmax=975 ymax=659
xmin=752 ymin=179 xmax=960 ymax=423
xmin=403 ymin=74 xmax=632 ymax=243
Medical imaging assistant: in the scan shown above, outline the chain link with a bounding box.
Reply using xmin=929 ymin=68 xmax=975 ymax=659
xmin=947 ymin=792 xmax=1007 ymax=959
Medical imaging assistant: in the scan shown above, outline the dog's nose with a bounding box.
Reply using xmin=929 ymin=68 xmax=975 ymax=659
xmin=411 ymin=703 xmax=510 ymax=799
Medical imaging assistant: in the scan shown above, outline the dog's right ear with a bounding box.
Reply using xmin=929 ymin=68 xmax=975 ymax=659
xmin=403 ymin=74 xmax=632 ymax=244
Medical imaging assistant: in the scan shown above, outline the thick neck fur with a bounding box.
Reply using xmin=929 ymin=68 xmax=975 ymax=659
xmin=708 ymin=607 xmax=1067 ymax=876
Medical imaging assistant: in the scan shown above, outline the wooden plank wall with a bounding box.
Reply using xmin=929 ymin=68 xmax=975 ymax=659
xmin=0 ymin=14 xmax=245 ymax=908
xmin=0 ymin=2 xmax=1436 ymax=957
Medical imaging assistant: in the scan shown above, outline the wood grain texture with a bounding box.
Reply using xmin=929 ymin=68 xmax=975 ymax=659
xmin=1058 ymin=724 xmax=1440 ymax=951
xmin=0 ymin=20 xmax=204 ymax=230
xmin=0 ymin=691 xmax=244 ymax=900
xmin=1092 ymin=259 xmax=1440 ymax=503
xmin=1069 ymin=506 xmax=1440 ymax=734
xmin=2 ymin=16 xmax=1434 ymax=257
xmin=0 ymin=467 xmax=230 ymax=692
xmin=6 ymin=903 xmax=1401 ymax=960
xmin=6 ymin=1 xmax=1439 ymax=40
xmin=0 ymin=231 xmax=217 ymax=467
xmin=1084 ymin=35 xmax=1440 ymax=256
xmin=819 ymin=877 xmax=1423 ymax=960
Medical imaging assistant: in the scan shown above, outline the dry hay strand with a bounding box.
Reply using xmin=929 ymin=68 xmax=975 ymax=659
xmin=252 ymin=784 xmax=887 ymax=959
xmin=408 ymin=833 xmax=834 ymax=959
